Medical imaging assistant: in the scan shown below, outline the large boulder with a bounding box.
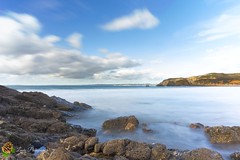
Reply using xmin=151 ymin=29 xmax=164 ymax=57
xmin=205 ymin=126 xmax=240 ymax=144
xmin=102 ymin=116 xmax=139 ymax=132
xmin=182 ymin=148 xmax=223 ymax=160
xmin=125 ymin=141 xmax=151 ymax=160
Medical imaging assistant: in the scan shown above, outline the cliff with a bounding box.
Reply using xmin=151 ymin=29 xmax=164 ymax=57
xmin=157 ymin=73 xmax=240 ymax=86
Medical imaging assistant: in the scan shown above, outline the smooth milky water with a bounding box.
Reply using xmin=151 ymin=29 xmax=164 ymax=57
xmin=14 ymin=86 xmax=240 ymax=159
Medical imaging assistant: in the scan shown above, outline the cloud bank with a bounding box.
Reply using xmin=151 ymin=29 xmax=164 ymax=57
xmin=0 ymin=12 xmax=140 ymax=79
xmin=102 ymin=9 xmax=159 ymax=31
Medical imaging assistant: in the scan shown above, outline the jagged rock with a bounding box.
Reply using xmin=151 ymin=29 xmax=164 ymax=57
xmin=114 ymin=156 xmax=129 ymax=160
xmin=85 ymin=137 xmax=99 ymax=153
xmin=94 ymin=143 xmax=102 ymax=153
xmin=230 ymin=152 xmax=240 ymax=160
xmin=61 ymin=135 xmax=89 ymax=152
xmin=81 ymin=128 xmax=97 ymax=137
xmin=182 ymin=148 xmax=223 ymax=160
xmin=103 ymin=139 xmax=130 ymax=156
xmin=79 ymin=155 xmax=99 ymax=160
xmin=15 ymin=92 xmax=57 ymax=108
xmin=38 ymin=147 xmax=74 ymax=160
xmin=102 ymin=116 xmax=139 ymax=132
xmin=47 ymin=122 xmax=71 ymax=134
xmin=125 ymin=141 xmax=151 ymax=160
xmin=52 ymin=96 xmax=93 ymax=111
xmin=74 ymin=101 xmax=93 ymax=110
xmin=205 ymin=126 xmax=240 ymax=143
xmin=151 ymin=143 xmax=170 ymax=160
xmin=189 ymin=123 xmax=204 ymax=129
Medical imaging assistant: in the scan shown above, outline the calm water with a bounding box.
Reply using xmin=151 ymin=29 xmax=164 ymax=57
xmin=11 ymin=85 xmax=240 ymax=159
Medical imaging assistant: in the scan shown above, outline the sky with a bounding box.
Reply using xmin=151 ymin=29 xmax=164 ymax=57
xmin=0 ymin=0 xmax=240 ymax=85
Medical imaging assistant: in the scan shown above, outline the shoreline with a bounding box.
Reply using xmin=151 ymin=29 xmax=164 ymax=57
xmin=0 ymin=85 xmax=239 ymax=160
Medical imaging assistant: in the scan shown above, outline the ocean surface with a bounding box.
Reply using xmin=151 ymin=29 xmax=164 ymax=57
xmin=10 ymin=85 xmax=240 ymax=159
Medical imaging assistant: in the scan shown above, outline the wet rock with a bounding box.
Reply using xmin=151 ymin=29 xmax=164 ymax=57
xmin=230 ymin=152 xmax=240 ymax=160
xmin=61 ymin=135 xmax=89 ymax=152
xmin=205 ymin=126 xmax=240 ymax=144
xmin=52 ymin=96 xmax=93 ymax=111
xmin=125 ymin=141 xmax=151 ymax=160
xmin=94 ymin=143 xmax=102 ymax=153
xmin=151 ymin=143 xmax=170 ymax=160
xmin=79 ymin=155 xmax=99 ymax=160
xmin=189 ymin=123 xmax=204 ymax=129
xmin=85 ymin=137 xmax=99 ymax=153
xmin=81 ymin=128 xmax=97 ymax=137
xmin=103 ymin=139 xmax=130 ymax=156
xmin=102 ymin=116 xmax=139 ymax=132
xmin=182 ymin=148 xmax=223 ymax=160
xmin=16 ymin=149 xmax=35 ymax=160
xmin=47 ymin=122 xmax=71 ymax=134
xmin=114 ymin=155 xmax=129 ymax=160
xmin=74 ymin=101 xmax=93 ymax=110
xmin=141 ymin=123 xmax=153 ymax=133
xmin=16 ymin=92 xmax=57 ymax=108
xmin=39 ymin=147 xmax=74 ymax=160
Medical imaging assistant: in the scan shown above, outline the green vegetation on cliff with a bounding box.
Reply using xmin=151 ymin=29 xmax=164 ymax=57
xmin=157 ymin=73 xmax=240 ymax=86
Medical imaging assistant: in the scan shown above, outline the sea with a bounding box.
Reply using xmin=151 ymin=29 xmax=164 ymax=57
xmin=9 ymin=85 xmax=240 ymax=159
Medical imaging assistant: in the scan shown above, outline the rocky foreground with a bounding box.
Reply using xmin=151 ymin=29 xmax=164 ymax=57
xmin=0 ymin=85 xmax=240 ymax=160
xmin=157 ymin=73 xmax=240 ymax=86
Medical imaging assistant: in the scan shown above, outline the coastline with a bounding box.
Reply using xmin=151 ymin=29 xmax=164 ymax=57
xmin=0 ymin=85 xmax=239 ymax=160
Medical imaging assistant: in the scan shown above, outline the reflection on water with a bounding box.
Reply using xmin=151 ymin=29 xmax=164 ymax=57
xmin=19 ymin=87 xmax=240 ymax=159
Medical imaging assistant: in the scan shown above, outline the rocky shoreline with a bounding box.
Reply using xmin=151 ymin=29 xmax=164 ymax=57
xmin=0 ymin=85 xmax=239 ymax=160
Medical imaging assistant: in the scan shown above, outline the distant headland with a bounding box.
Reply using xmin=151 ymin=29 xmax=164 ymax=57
xmin=157 ymin=73 xmax=240 ymax=86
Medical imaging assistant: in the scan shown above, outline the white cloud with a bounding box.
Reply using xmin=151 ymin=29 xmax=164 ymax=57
xmin=101 ymin=9 xmax=159 ymax=31
xmin=67 ymin=33 xmax=83 ymax=49
xmin=93 ymin=69 xmax=150 ymax=80
xmin=0 ymin=12 xmax=140 ymax=80
xmin=197 ymin=6 xmax=240 ymax=42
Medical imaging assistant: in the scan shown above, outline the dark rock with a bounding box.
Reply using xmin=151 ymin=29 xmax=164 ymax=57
xmin=102 ymin=116 xmax=139 ymax=132
xmin=47 ymin=122 xmax=71 ymax=134
xmin=141 ymin=123 xmax=153 ymax=133
xmin=52 ymin=96 xmax=93 ymax=111
xmin=151 ymin=143 xmax=170 ymax=160
xmin=81 ymin=128 xmax=97 ymax=137
xmin=125 ymin=141 xmax=151 ymax=160
xmin=103 ymin=139 xmax=130 ymax=156
xmin=74 ymin=101 xmax=93 ymax=110
xmin=182 ymin=148 xmax=223 ymax=160
xmin=189 ymin=123 xmax=204 ymax=129
xmin=79 ymin=155 xmax=99 ymax=160
xmin=114 ymin=156 xmax=129 ymax=160
xmin=230 ymin=152 xmax=240 ymax=160
xmin=15 ymin=92 xmax=57 ymax=108
xmin=205 ymin=126 xmax=240 ymax=144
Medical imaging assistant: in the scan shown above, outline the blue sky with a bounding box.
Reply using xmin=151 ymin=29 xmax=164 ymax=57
xmin=0 ymin=0 xmax=240 ymax=84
